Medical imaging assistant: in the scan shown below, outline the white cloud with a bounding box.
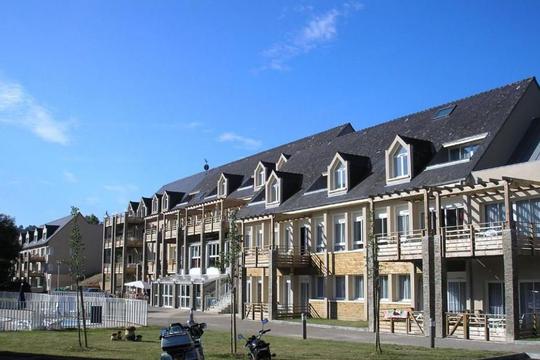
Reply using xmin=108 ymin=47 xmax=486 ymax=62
xmin=218 ymin=132 xmax=262 ymax=150
xmin=63 ymin=170 xmax=78 ymax=183
xmin=261 ymin=2 xmax=362 ymax=71
xmin=0 ymin=80 xmax=72 ymax=145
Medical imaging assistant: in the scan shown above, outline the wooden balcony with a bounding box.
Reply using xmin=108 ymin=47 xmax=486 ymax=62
xmin=443 ymin=222 xmax=505 ymax=257
xmin=104 ymin=238 xmax=113 ymax=248
xmin=115 ymin=238 xmax=124 ymax=247
xmin=103 ymin=264 xmax=112 ymax=273
xmin=446 ymin=312 xmax=506 ymax=342
xmin=244 ymin=246 xmax=311 ymax=268
xmin=186 ymin=214 xmax=223 ymax=235
xmin=29 ymin=254 xmax=46 ymax=262
xmin=145 ymin=229 xmax=158 ymax=242
xmin=517 ymin=222 xmax=540 ymax=255
xmin=376 ymin=229 xmax=425 ymax=261
xmin=164 ymin=224 xmax=178 ymax=239
xmin=114 ymin=262 xmax=124 ymax=273
xmin=244 ymin=302 xmax=269 ymax=320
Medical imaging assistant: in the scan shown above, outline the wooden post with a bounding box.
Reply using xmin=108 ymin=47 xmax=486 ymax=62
xmin=485 ymin=314 xmax=490 ymax=341
xmin=390 ymin=318 xmax=395 ymax=333
xmin=470 ymin=225 xmax=475 ymax=256
xmin=464 ymin=313 xmax=469 ymax=340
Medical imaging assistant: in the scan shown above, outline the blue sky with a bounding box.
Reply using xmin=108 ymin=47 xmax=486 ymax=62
xmin=1 ymin=0 xmax=539 ymax=226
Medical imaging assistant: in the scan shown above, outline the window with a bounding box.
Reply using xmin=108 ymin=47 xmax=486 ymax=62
xmin=334 ymin=216 xmax=346 ymax=251
xmin=217 ymin=176 xmax=227 ymax=198
xmin=254 ymin=165 xmax=266 ymax=189
xmin=152 ymin=197 xmax=159 ymax=213
xmin=434 ymin=105 xmax=456 ymax=119
xmin=315 ymin=277 xmax=325 ymax=299
xmin=448 ymin=144 xmax=479 ymax=162
xmin=334 ymin=162 xmax=346 ymax=190
xmin=179 ymin=245 xmax=184 ymax=270
xmin=353 ymin=275 xmax=364 ymax=300
xmin=397 ymin=210 xmax=410 ymax=236
xmin=207 ymin=242 xmax=220 ymax=268
xmin=485 ymin=203 xmax=506 ymax=225
xmin=352 ymin=215 xmax=363 ymax=249
xmin=168 ymin=245 xmax=176 ymax=265
xmin=163 ymin=194 xmax=169 ymax=210
xmin=447 ymin=281 xmax=466 ymax=312
xmin=163 ymin=284 xmax=174 ymax=307
xmin=374 ymin=213 xmax=388 ymax=236
xmin=379 ymin=275 xmax=389 ymax=300
xmin=519 ymin=281 xmax=540 ymax=315
xmin=255 ymin=225 xmax=263 ymax=248
xmin=178 ymin=284 xmax=190 ymax=308
xmin=488 ymin=282 xmax=505 ymax=315
xmin=515 ymin=198 xmax=540 ymax=236
xmin=300 ymin=225 xmax=308 ymax=253
xmin=190 ymin=244 xmax=201 ymax=268
xmin=284 ymin=226 xmax=293 ymax=251
xmin=392 ymin=146 xmax=409 ymax=178
xmin=244 ymin=227 xmax=252 ymax=248
xmin=398 ymin=275 xmax=411 ymax=300
xmin=316 ymin=221 xmax=325 ymax=252
xmin=335 ymin=276 xmax=346 ymax=300
xmin=267 ymin=177 xmax=280 ymax=204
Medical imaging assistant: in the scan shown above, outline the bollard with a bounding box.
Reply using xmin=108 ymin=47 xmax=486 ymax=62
xmin=302 ymin=312 xmax=307 ymax=339
xmin=430 ymin=318 xmax=435 ymax=348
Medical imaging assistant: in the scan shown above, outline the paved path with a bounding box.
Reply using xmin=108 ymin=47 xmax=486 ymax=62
xmin=148 ymin=307 xmax=540 ymax=357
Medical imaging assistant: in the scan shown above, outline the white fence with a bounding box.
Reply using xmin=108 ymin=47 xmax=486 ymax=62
xmin=0 ymin=292 xmax=147 ymax=331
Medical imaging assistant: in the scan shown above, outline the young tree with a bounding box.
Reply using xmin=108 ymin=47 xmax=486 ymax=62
xmin=0 ymin=214 xmax=21 ymax=288
xmin=218 ymin=209 xmax=243 ymax=355
xmin=84 ymin=214 xmax=100 ymax=225
xmin=366 ymin=207 xmax=382 ymax=354
xmin=67 ymin=207 xmax=88 ymax=348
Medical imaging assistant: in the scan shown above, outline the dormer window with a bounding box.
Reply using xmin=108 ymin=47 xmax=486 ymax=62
xmin=265 ymin=173 xmax=281 ymax=207
xmin=276 ymin=153 xmax=289 ymax=170
xmin=254 ymin=163 xmax=266 ymax=190
xmin=393 ymin=146 xmax=409 ymax=178
xmin=334 ymin=162 xmax=346 ymax=189
xmin=386 ymin=136 xmax=412 ymax=185
xmin=448 ymin=144 xmax=478 ymax=161
xmin=152 ymin=197 xmax=159 ymax=214
xmin=328 ymin=153 xmax=348 ymax=195
xmin=217 ymin=174 xmax=228 ymax=198
xmin=162 ymin=194 xmax=169 ymax=211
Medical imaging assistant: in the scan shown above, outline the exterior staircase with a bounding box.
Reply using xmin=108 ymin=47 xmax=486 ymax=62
xmin=206 ymin=291 xmax=232 ymax=314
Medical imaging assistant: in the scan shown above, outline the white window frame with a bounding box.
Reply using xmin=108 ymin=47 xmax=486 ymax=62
xmin=162 ymin=193 xmax=169 ymax=211
xmin=189 ymin=244 xmax=201 ymax=268
xmin=206 ymin=241 xmax=220 ymax=268
xmin=265 ymin=172 xmax=281 ymax=207
xmin=254 ymin=163 xmax=266 ymax=190
xmin=255 ymin=225 xmax=263 ymax=248
xmin=397 ymin=274 xmax=411 ymax=301
xmin=333 ymin=215 xmax=346 ymax=252
xmin=353 ymin=275 xmax=364 ymax=300
xmin=352 ymin=213 xmax=364 ymax=250
xmin=327 ymin=154 xmax=348 ymax=195
xmin=315 ymin=218 xmax=326 ymax=253
xmin=335 ymin=276 xmax=346 ymax=300
xmin=385 ymin=136 xmax=412 ymax=185
xmin=217 ymin=174 xmax=228 ymax=198
xmin=393 ymin=146 xmax=409 ymax=178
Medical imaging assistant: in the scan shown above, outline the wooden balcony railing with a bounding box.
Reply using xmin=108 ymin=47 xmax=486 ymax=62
xmin=243 ymin=246 xmax=311 ymax=268
xmin=380 ymin=310 xmax=424 ymax=335
xmin=103 ymin=263 xmax=112 ymax=273
xmin=444 ymin=222 xmax=505 ymax=257
xmin=244 ymin=302 xmax=269 ymax=320
xmin=376 ymin=229 xmax=425 ymax=261
xmin=446 ymin=312 xmax=506 ymax=341
xmin=145 ymin=229 xmax=158 ymax=241
xmin=29 ymin=254 xmax=46 ymax=262
xmin=517 ymin=222 xmax=540 ymax=255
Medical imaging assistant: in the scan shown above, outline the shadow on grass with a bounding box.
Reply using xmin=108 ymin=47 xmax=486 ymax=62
xmin=0 ymin=351 xmax=116 ymax=360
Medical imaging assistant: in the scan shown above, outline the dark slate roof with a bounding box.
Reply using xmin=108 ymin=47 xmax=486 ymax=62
xmin=509 ymin=118 xmax=540 ymax=163
xmin=156 ymin=172 xmax=207 ymax=195
xmin=22 ymin=214 xmax=75 ymax=249
xmin=235 ymin=77 xmax=536 ymax=218
xmin=165 ymin=123 xmax=355 ymax=209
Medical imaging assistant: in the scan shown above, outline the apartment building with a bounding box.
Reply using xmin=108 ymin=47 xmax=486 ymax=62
xmin=103 ymin=77 xmax=540 ymax=341
xmin=15 ymin=213 xmax=103 ymax=292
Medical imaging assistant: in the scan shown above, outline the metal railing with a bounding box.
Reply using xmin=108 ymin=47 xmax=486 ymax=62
xmin=0 ymin=293 xmax=147 ymax=331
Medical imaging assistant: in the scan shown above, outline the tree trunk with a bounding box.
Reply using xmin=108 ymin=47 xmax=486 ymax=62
xmin=75 ymin=280 xmax=82 ymax=347
xmin=79 ymin=285 xmax=88 ymax=347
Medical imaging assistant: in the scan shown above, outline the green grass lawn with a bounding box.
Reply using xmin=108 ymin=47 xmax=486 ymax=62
xmin=288 ymin=318 xmax=369 ymax=328
xmin=0 ymin=326 xmax=503 ymax=360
